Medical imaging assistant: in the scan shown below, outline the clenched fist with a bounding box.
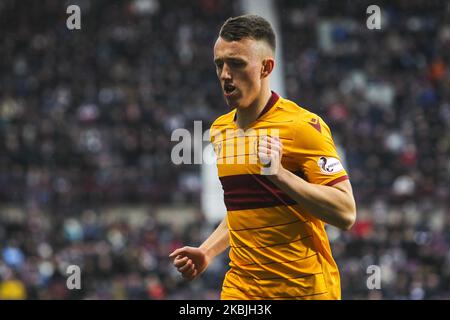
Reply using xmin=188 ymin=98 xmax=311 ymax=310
xmin=169 ymin=246 xmax=210 ymax=281
xmin=257 ymin=135 xmax=283 ymax=175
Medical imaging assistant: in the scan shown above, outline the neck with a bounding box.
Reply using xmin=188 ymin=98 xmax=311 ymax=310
xmin=235 ymin=87 xmax=272 ymax=129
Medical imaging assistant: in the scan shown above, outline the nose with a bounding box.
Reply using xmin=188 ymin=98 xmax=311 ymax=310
xmin=220 ymin=63 xmax=232 ymax=81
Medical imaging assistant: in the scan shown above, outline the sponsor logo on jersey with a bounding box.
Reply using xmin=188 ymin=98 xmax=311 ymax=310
xmin=309 ymin=117 xmax=322 ymax=133
xmin=318 ymin=156 xmax=344 ymax=174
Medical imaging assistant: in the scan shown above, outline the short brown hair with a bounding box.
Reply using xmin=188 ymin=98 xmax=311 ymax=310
xmin=219 ymin=14 xmax=276 ymax=52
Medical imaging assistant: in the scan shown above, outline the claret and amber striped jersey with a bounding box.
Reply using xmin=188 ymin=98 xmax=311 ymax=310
xmin=210 ymin=91 xmax=349 ymax=300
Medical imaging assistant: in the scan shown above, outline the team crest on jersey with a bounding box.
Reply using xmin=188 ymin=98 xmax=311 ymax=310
xmin=317 ymin=156 xmax=344 ymax=174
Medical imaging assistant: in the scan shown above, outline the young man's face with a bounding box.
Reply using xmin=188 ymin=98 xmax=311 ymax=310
xmin=213 ymin=37 xmax=270 ymax=109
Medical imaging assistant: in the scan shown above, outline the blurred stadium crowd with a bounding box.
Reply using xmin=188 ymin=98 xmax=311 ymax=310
xmin=0 ymin=0 xmax=449 ymax=299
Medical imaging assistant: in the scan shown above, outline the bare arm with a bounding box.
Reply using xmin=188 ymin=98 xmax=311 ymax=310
xmin=199 ymin=217 xmax=230 ymax=260
xmin=269 ymin=169 xmax=356 ymax=230
xmin=169 ymin=217 xmax=229 ymax=280
xmin=259 ymin=135 xmax=356 ymax=230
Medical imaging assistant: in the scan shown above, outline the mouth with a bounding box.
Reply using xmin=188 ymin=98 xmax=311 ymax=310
xmin=223 ymin=83 xmax=237 ymax=97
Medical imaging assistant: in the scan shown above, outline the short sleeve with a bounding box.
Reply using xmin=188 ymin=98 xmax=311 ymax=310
xmin=293 ymin=116 xmax=349 ymax=186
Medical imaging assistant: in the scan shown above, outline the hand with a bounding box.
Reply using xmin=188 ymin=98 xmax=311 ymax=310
xmin=257 ymin=135 xmax=283 ymax=175
xmin=169 ymin=246 xmax=210 ymax=281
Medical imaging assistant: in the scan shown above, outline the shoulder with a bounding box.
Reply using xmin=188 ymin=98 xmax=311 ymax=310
xmin=278 ymin=97 xmax=331 ymax=134
xmin=210 ymin=109 xmax=236 ymax=128
xmin=209 ymin=109 xmax=236 ymax=142
xmin=278 ymin=97 xmax=336 ymax=153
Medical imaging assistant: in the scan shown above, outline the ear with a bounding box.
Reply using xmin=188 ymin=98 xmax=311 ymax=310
xmin=261 ymin=58 xmax=275 ymax=79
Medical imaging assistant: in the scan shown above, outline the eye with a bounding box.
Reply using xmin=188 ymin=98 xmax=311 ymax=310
xmin=229 ymin=60 xmax=245 ymax=68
